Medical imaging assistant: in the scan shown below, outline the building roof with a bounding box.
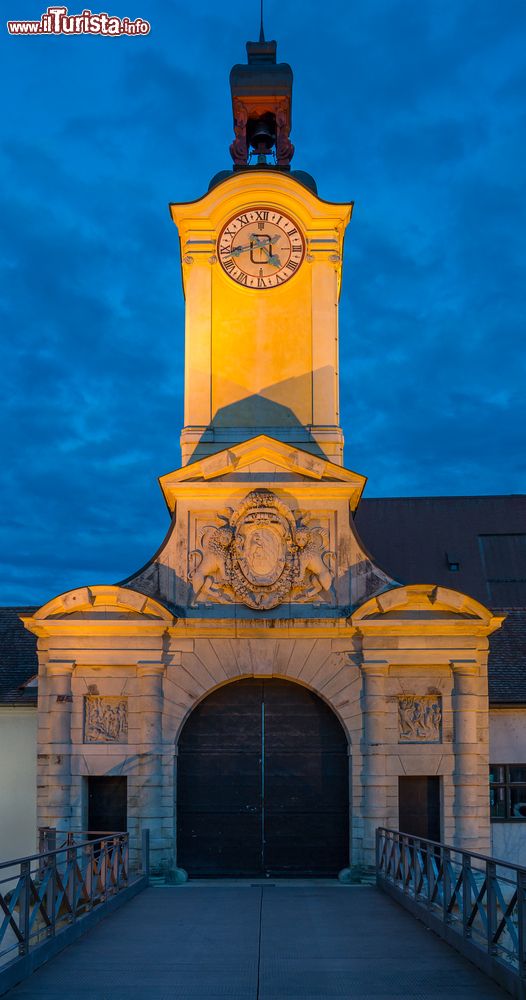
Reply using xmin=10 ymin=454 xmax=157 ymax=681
xmin=355 ymin=494 xmax=526 ymax=704
xmin=486 ymin=609 xmax=526 ymax=704
xmin=0 ymin=607 xmax=38 ymax=705
xmin=1 ymin=493 xmax=525 ymax=704
xmin=355 ymin=495 xmax=526 ymax=608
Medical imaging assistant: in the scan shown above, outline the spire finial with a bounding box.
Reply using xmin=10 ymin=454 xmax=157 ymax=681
xmin=259 ymin=0 xmax=265 ymax=42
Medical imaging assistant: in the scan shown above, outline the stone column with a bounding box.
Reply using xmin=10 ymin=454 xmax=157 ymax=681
xmin=137 ymin=662 xmax=165 ymax=872
xmin=46 ymin=660 xmax=75 ymax=830
xmin=360 ymin=660 xmax=389 ymax=866
xmin=451 ymin=659 xmax=484 ymax=851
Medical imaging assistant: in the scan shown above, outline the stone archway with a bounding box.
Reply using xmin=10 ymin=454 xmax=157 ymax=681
xmin=176 ymin=677 xmax=349 ymax=877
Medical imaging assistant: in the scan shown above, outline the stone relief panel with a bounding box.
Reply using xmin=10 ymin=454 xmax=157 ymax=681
xmin=84 ymin=696 xmax=128 ymax=744
xmin=189 ymin=489 xmax=335 ymax=611
xmin=398 ymin=695 xmax=442 ymax=743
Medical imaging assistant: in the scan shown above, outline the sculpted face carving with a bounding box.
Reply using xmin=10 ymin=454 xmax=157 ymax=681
xmin=189 ymin=489 xmax=334 ymax=610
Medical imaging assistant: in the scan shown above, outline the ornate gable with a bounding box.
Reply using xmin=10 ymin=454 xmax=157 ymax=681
xmin=159 ymin=435 xmax=367 ymax=510
xmin=123 ymin=435 xmax=393 ymax=614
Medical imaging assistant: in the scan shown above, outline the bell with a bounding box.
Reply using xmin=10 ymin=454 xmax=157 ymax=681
xmin=247 ymin=114 xmax=276 ymax=152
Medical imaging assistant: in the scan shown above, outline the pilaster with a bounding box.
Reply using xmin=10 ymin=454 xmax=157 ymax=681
xmin=43 ymin=660 xmax=75 ymax=827
xmin=137 ymin=662 xmax=166 ymax=869
xmin=360 ymin=659 xmax=389 ymax=865
xmin=451 ymin=658 xmax=490 ymax=853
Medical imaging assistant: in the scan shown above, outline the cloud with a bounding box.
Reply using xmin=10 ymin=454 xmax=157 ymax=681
xmin=0 ymin=0 xmax=524 ymax=603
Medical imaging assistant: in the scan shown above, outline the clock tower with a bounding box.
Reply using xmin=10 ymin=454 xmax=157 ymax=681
xmin=25 ymin=27 xmax=500 ymax=882
xmin=171 ymin=35 xmax=352 ymax=466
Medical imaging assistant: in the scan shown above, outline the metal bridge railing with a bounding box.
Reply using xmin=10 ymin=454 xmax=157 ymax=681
xmin=0 ymin=830 xmax=149 ymax=991
xmin=376 ymin=827 xmax=526 ymax=999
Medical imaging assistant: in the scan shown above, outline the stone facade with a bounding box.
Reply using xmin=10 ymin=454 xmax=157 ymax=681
xmin=23 ymin=512 xmax=502 ymax=872
xmin=21 ymin=147 xmax=505 ymax=877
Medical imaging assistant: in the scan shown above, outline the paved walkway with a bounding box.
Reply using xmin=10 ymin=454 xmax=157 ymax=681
xmin=7 ymin=884 xmax=506 ymax=999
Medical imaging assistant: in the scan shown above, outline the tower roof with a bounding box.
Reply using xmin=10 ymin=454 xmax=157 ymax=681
xmin=230 ymin=40 xmax=293 ymax=107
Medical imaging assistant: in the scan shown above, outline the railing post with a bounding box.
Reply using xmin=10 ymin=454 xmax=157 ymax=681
xmin=88 ymin=841 xmax=95 ymax=908
xmin=142 ymin=828 xmax=150 ymax=878
xmin=518 ymin=868 xmax=526 ymax=985
xmin=486 ymin=860 xmax=497 ymax=957
xmin=393 ymin=832 xmax=400 ymax=882
xmin=402 ymin=835 xmax=410 ymax=893
xmin=388 ymin=831 xmax=395 ymax=880
xmin=18 ymin=860 xmax=31 ymax=956
xmin=384 ymin=831 xmax=391 ymax=879
xmin=46 ymin=852 xmax=57 ymax=939
xmin=112 ymin=836 xmax=119 ymax=891
xmin=426 ymin=841 xmax=434 ymax=909
xmin=115 ymin=837 xmax=122 ymax=892
xmin=413 ymin=838 xmax=420 ymax=900
xmin=375 ymin=828 xmax=381 ymax=883
xmin=99 ymin=841 xmax=107 ymax=901
xmin=122 ymin=833 xmax=129 ymax=884
xmin=38 ymin=827 xmax=56 ymax=883
xmin=38 ymin=827 xmax=48 ymax=855
xmin=103 ymin=840 xmax=110 ymax=899
xmin=462 ymin=853 xmax=472 ymax=939
xmin=443 ymin=847 xmax=452 ymax=924
xmin=67 ymin=843 xmax=77 ymax=921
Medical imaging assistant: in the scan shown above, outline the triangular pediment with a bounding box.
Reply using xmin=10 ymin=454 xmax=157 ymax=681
xmin=159 ymin=435 xmax=366 ymax=510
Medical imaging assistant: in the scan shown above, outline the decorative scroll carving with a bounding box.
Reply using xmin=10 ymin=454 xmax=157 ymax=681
xmin=398 ymin=695 xmax=442 ymax=743
xmin=276 ymin=106 xmax=294 ymax=166
xmin=229 ymin=100 xmax=248 ymax=165
xmin=189 ymin=489 xmax=334 ymax=610
xmin=84 ymin=696 xmax=128 ymax=743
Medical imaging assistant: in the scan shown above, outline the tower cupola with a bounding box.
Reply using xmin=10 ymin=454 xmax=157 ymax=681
xmin=229 ymin=32 xmax=294 ymax=169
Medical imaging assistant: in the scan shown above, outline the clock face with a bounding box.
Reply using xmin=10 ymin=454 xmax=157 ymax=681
xmin=217 ymin=208 xmax=305 ymax=288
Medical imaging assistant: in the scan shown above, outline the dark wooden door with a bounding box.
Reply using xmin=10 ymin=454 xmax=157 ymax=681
xmin=87 ymin=776 xmax=127 ymax=834
xmin=398 ymin=776 xmax=441 ymax=842
xmin=177 ymin=679 xmax=349 ymax=877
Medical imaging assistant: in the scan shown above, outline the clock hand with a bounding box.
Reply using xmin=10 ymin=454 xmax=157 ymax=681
xmin=229 ymin=235 xmax=282 ymax=268
xmin=231 ymin=234 xmax=281 ymax=256
xmin=231 ymin=242 xmax=253 ymax=257
xmin=255 ymin=243 xmax=281 ymax=267
xmin=250 ymin=233 xmax=281 ymax=246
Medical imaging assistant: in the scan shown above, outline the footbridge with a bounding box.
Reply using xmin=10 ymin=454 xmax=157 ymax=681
xmin=0 ymin=830 xmax=523 ymax=999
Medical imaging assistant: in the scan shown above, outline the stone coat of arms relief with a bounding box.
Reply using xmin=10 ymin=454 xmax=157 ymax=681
xmin=189 ymin=489 xmax=334 ymax=610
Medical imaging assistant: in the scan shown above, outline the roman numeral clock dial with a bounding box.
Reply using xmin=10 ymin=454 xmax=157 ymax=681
xmin=218 ymin=208 xmax=305 ymax=288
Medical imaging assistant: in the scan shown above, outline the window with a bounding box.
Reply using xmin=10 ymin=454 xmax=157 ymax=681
xmin=446 ymin=552 xmax=460 ymax=572
xmin=490 ymin=765 xmax=526 ymax=820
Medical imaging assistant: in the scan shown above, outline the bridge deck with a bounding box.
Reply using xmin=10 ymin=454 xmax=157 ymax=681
xmin=6 ymin=883 xmax=506 ymax=999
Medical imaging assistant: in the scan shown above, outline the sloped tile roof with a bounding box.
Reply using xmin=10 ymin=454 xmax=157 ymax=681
xmin=0 ymin=607 xmax=38 ymax=705
xmin=354 ymin=494 xmax=526 ymax=703
xmin=487 ymin=609 xmax=526 ymax=704
xmin=355 ymin=494 xmax=526 ymax=606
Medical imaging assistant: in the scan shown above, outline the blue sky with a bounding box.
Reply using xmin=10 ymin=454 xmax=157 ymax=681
xmin=1 ymin=0 xmax=525 ymax=604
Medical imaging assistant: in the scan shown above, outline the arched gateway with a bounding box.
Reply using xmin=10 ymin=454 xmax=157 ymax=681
xmin=177 ymin=679 xmax=349 ymax=877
